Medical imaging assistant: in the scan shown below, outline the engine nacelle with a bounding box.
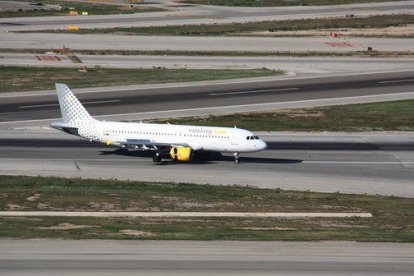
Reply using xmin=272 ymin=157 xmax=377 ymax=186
xmin=169 ymin=146 xmax=193 ymax=161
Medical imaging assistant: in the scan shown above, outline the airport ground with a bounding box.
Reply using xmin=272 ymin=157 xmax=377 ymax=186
xmin=0 ymin=1 xmax=413 ymax=273
xmin=0 ymin=71 xmax=413 ymax=197
xmin=0 ymin=174 xmax=413 ymax=241
xmin=0 ymin=66 xmax=282 ymax=92
xmin=1 ymin=129 xmax=413 ymax=197
xmin=2 ymin=54 xmax=414 ymax=76
xmin=1 ymin=240 xmax=413 ymax=275
xmin=1 ymin=70 xmax=413 ymax=123
xmin=1 ymin=0 xmax=413 ymax=31
xmin=2 ymin=33 xmax=413 ymax=52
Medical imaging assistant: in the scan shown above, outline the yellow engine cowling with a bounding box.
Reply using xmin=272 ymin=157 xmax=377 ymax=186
xmin=169 ymin=146 xmax=193 ymax=161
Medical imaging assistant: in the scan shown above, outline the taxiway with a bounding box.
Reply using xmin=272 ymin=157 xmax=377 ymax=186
xmin=1 ymin=240 xmax=413 ymax=275
xmin=1 ymin=33 xmax=413 ymax=53
xmin=1 ymin=0 xmax=413 ymax=31
xmin=2 ymin=53 xmax=414 ymax=75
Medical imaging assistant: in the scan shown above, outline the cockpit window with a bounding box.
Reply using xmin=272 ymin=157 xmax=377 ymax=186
xmin=246 ymin=136 xmax=250 ymax=140
xmin=254 ymin=136 xmax=259 ymax=139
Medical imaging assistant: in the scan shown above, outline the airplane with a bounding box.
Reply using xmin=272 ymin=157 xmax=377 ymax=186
xmin=50 ymin=83 xmax=267 ymax=164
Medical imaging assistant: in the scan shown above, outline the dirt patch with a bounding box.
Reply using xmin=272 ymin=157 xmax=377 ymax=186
xmin=287 ymin=110 xmax=323 ymax=118
xmin=181 ymin=201 xmax=223 ymax=208
xmin=247 ymin=24 xmax=414 ymax=37
xmin=26 ymin=194 xmax=41 ymax=202
xmin=151 ymin=196 xmax=220 ymax=209
xmin=88 ymin=202 xmax=117 ymax=210
xmin=37 ymin=203 xmax=58 ymax=210
xmin=320 ymin=222 xmax=370 ymax=228
xmin=7 ymin=204 xmax=25 ymax=210
xmin=37 ymin=223 xmax=96 ymax=230
xmin=240 ymin=109 xmax=325 ymax=118
xmin=118 ymin=229 xmax=157 ymax=237
xmin=237 ymin=227 xmax=297 ymax=231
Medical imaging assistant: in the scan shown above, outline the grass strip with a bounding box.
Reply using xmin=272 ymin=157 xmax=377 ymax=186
xmin=182 ymin=0 xmax=409 ymax=7
xmin=0 ymin=175 xmax=413 ymax=241
xmin=1 ymin=48 xmax=413 ymax=57
xmin=154 ymin=100 xmax=414 ymax=132
xmin=0 ymin=0 xmax=164 ymax=18
xmin=27 ymin=14 xmax=414 ymax=35
xmin=0 ymin=66 xmax=282 ymax=93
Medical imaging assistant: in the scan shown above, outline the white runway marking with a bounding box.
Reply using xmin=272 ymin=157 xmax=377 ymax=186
xmin=18 ymin=100 xmax=121 ymax=109
xmin=379 ymin=79 xmax=414 ymax=84
xmin=209 ymin=87 xmax=298 ymax=96
xmin=0 ymin=211 xmax=372 ymax=218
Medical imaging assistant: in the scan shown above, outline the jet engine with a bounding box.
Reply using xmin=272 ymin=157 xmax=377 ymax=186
xmin=169 ymin=146 xmax=193 ymax=161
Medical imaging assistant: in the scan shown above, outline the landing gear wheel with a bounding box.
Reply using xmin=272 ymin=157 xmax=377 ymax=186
xmin=233 ymin=152 xmax=240 ymax=164
xmin=153 ymin=153 xmax=161 ymax=163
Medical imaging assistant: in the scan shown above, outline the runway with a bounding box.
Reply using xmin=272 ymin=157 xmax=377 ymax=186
xmin=1 ymin=71 xmax=413 ymax=123
xmin=1 ymin=240 xmax=413 ymax=275
xmin=1 ymin=130 xmax=413 ymax=197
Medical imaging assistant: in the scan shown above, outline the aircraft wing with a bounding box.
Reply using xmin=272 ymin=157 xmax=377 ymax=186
xmin=123 ymin=139 xmax=190 ymax=148
xmin=119 ymin=139 xmax=203 ymax=151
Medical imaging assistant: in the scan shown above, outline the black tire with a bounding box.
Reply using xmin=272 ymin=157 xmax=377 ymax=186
xmin=153 ymin=154 xmax=161 ymax=163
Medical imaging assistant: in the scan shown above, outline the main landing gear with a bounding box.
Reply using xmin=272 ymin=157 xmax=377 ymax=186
xmin=234 ymin=152 xmax=240 ymax=164
xmin=153 ymin=152 xmax=162 ymax=163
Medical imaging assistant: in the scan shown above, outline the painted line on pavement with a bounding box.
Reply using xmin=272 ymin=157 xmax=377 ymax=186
xmin=379 ymin=79 xmax=414 ymax=84
xmin=209 ymin=87 xmax=298 ymax=96
xmin=0 ymin=211 xmax=373 ymax=218
xmin=18 ymin=99 xmax=121 ymax=109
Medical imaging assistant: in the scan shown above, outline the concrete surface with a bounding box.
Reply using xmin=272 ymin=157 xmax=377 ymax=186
xmin=1 ymin=70 xmax=413 ymax=125
xmin=0 ymin=1 xmax=60 ymax=12
xmin=0 ymin=211 xmax=373 ymax=218
xmin=2 ymin=53 xmax=414 ymax=74
xmin=1 ymin=0 xmax=413 ymax=31
xmin=0 ymin=240 xmax=413 ymax=275
xmin=1 ymin=33 xmax=413 ymax=52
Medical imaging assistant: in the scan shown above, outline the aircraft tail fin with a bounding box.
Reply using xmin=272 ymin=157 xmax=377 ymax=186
xmin=55 ymin=83 xmax=93 ymax=123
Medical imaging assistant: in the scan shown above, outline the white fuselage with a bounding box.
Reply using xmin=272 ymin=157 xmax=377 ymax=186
xmin=85 ymin=120 xmax=267 ymax=153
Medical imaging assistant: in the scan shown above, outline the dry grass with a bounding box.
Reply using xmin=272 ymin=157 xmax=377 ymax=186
xmin=0 ymin=175 xmax=413 ymax=241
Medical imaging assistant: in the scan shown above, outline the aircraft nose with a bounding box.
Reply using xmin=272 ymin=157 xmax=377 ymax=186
xmin=260 ymin=140 xmax=268 ymax=150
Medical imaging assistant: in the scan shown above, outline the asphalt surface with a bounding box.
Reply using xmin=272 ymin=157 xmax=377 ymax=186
xmin=2 ymin=53 xmax=414 ymax=74
xmin=1 ymin=240 xmax=413 ymax=275
xmin=1 ymin=71 xmax=413 ymax=123
xmin=0 ymin=1 xmax=59 ymax=12
xmin=1 ymin=0 xmax=413 ymax=31
xmin=2 ymin=33 xmax=413 ymax=52
xmin=1 ymin=130 xmax=413 ymax=197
